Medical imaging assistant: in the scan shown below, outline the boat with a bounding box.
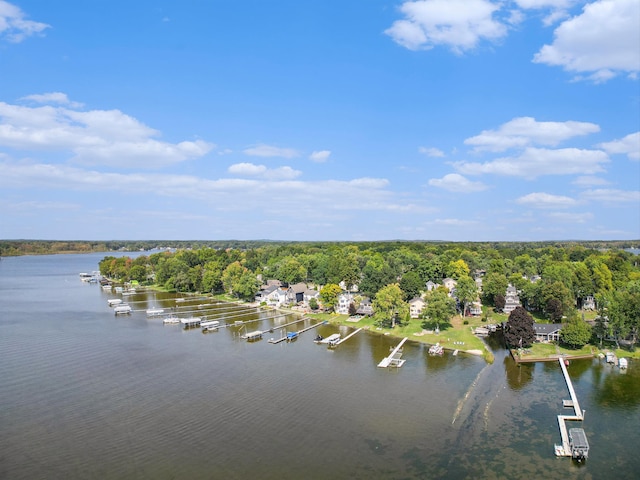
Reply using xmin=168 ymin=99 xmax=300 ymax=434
xmin=316 ymin=333 xmax=340 ymax=345
xmin=181 ymin=317 xmax=202 ymax=328
xmin=618 ymin=358 xmax=628 ymax=369
xmin=163 ymin=316 xmax=180 ymax=324
xmin=453 ymin=349 xmax=459 ymax=356
xmin=287 ymin=331 xmax=298 ymax=341
xmin=122 ymin=289 xmax=136 ymax=296
xmin=114 ymin=304 xmax=132 ymax=315
xmin=101 ymin=284 xmax=112 ymax=292
xmin=201 ymin=320 xmax=220 ymax=331
xmin=569 ymin=428 xmax=589 ymax=462
xmin=146 ymin=307 xmax=165 ymax=316
xmin=429 ymin=343 xmax=444 ymax=355
xmin=107 ymin=298 xmax=123 ymax=307
xmin=242 ymin=330 xmax=263 ymax=341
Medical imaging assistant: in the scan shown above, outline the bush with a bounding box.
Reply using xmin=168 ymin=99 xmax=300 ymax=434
xmin=463 ymin=320 xmax=469 ymax=325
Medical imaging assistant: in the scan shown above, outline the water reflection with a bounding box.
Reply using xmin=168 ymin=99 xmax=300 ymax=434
xmin=505 ymin=357 xmax=533 ymax=390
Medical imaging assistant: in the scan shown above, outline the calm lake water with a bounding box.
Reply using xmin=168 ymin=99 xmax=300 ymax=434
xmin=1 ymin=253 xmax=638 ymax=480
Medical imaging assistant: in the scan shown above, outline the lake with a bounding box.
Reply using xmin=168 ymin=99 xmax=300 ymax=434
xmin=0 ymin=253 xmax=638 ymax=479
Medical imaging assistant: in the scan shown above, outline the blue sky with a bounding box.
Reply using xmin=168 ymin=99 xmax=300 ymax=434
xmin=0 ymin=0 xmax=638 ymax=242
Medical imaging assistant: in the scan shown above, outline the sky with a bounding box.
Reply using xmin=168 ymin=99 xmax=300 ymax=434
xmin=0 ymin=0 xmax=638 ymax=242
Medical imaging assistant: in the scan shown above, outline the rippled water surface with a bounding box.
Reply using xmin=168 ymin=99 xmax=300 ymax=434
xmin=1 ymin=253 xmax=638 ymax=479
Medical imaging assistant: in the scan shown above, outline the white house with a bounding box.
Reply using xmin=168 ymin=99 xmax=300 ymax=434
xmin=503 ymin=284 xmax=521 ymax=314
xmin=336 ymin=292 xmax=355 ymax=315
xmin=442 ymin=278 xmax=457 ymax=293
xmin=409 ymin=297 xmax=426 ymax=318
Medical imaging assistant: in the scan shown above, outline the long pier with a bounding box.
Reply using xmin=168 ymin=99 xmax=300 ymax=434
xmin=555 ymin=357 xmax=586 ymax=457
xmin=332 ymin=327 xmax=363 ymax=347
xmin=377 ymin=337 xmax=408 ymax=368
xmin=268 ymin=320 xmax=327 ymax=344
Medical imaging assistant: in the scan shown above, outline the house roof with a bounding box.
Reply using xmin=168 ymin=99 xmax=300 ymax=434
xmin=533 ymin=323 xmax=563 ymax=334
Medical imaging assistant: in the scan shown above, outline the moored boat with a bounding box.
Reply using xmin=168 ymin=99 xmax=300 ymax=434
xmin=429 ymin=343 xmax=444 ymax=355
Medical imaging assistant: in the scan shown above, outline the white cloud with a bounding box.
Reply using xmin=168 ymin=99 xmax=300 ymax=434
xmin=228 ymin=162 xmax=302 ymax=180
xmin=0 ymin=99 xmax=215 ymax=168
xmin=581 ymin=188 xmax=640 ymax=203
xmin=598 ymin=131 xmax=640 ymax=160
xmin=309 ymin=150 xmax=331 ymax=162
xmin=0 ymin=159 xmax=417 ymax=215
xmin=516 ymin=192 xmax=577 ymax=208
xmin=243 ymin=144 xmax=299 ymax=158
xmin=419 ymin=146 xmax=445 ymax=157
xmin=430 ymin=218 xmax=479 ymax=226
xmin=263 ymin=166 xmax=302 ymax=180
xmin=428 ymin=173 xmax=487 ymax=192
xmin=533 ymin=0 xmax=640 ymax=82
xmin=20 ymin=92 xmax=84 ymax=108
xmin=454 ymin=147 xmax=609 ymax=178
xmin=464 ymin=116 xmax=600 ymax=152
xmin=0 ymin=0 xmax=50 ymax=43
xmin=385 ymin=0 xmax=508 ymax=54
xmin=228 ymin=163 xmax=267 ymax=176
xmin=572 ymin=175 xmax=610 ymax=186
xmin=547 ymin=211 xmax=594 ymax=223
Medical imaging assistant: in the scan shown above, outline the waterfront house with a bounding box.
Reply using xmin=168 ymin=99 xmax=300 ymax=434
xmin=468 ymin=300 xmax=482 ymax=316
xmin=336 ymin=292 xmax=355 ymax=315
xmin=409 ymin=297 xmax=426 ymax=318
xmin=356 ymin=297 xmax=373 ymax=316
xmin=503 ymin=284 xmax=521 ymax=314
xmin=533 ymin=323 xmax=563 ymax=342
xmin=285 ymin=282 xmax=307 ymax=305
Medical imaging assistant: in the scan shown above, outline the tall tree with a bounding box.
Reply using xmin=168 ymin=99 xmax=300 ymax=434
xmin=399 ymin=270 xmax=423 ymax=301
xmin=455 ymin=275 xmax=478 ymax=317
xmin=319 ymin=284 xmax=342 ymax=312
xmin=372 ymin=283 xmax=408 ymax=328
xmin=560 ymin=319 xmax=592 ymax=349
xmin=421 ymin=289 xmax=456 ymax=331
xmin=504 ymin=306 xmax=536 ymax=348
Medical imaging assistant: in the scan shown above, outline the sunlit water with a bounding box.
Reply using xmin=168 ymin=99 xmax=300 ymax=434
xmin=0 ymin=253 xmax=638 ymax=479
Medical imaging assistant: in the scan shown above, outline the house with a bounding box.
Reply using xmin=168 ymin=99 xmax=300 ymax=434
xmin=255 ymin=284 xmax=279 ymax=303
xmin=468 ymin=300 xmax=482 ymax=316
xmin=336 ymin=292 xmax=355 ymax=315
xmin=356 ymin=297 xmax=373 ymax=316
xmin=303 ymin=288 xmax=320 ymax=307
xmin=265 ymin=287 xmax=288 ymax=308
xmin=442 ymin=278 xmax=457 ymax=293
xmin=285 ymin=282 xmax=307 ymax=305
xmin=503 ymin=284 xmax=521 ymax=314
xmin=409 ymin=297 xmax=426 ymax=318
xmin=533 ymin=323 xmax=563 ymax=342
xmin=425 ymin=280 xmax=436 ymax=292
xmin=582 ymin=295 xmax=596 ymax=310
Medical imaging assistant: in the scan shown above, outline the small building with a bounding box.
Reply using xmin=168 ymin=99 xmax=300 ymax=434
xmin=409 ymin=297 xmax=426 ymax=318
xmin=533 ymin=323 xmax=562 ymax=342
xmin=425 ymin=280 xmax=436 ymax=291
xmin=582 ymin=295 xmax=596 ymax=310
xmin=356 ymin=297 xmax=373 ymax=316
xmin=468 ymin=300 xmax=482 ymax=316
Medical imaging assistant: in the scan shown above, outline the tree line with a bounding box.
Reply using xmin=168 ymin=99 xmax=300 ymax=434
xmin=94 ymin=241 xmax=640 ymax=350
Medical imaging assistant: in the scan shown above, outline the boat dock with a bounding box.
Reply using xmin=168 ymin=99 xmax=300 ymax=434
xmin=268 ymin=320 xmax=327 ymax=344
xmin=181 ymin=317 xmax=202 ymax=329
xmin=331 ymin=327 xmax=363 ymax=347
xmin=554 ymin=357 xmax=588 ymax=460
xmin=377 ymin=337 xmax=408 ymax=368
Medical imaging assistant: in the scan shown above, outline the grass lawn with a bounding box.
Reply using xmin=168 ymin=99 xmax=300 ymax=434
xmin=310 ymin=311 xmax=494 ymax=362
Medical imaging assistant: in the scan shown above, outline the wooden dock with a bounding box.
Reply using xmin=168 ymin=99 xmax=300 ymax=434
xmin=268 ymin=320 xmax=327 ymax=344
xmin=377 ymin=337 xmax=408 ymax=368
xmin=555 ymin=357 xmax=586 ymax=458
xmin=331 ymin=327 xmax=363 ymax=347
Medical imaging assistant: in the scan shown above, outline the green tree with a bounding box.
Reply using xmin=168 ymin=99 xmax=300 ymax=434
xmin=482 ymin=272 xmax=508 ymax=306
xmin=234 ymin=270 xmax=261 ymax=301
xmin=221 ymin=261 xmax=245 ymax=295
xmin=456 ymin=275 xmax=478 ymax=317
xmin=372 ymin=283 xmax=408 ymax=328
xmin=421 ymin=289 xmax=456 ymax=331
xmin=399 ymin=270 xmax=423 ymax=301
xmin=504 ymin=306 xmax=536 ymax=348
xmin=560 ymin=319 xmax=592 ymax=349
xmin=319 ymin=283 xmax=342 ymax=312
xmin=277 ymin=256 xmax=307 ymax=285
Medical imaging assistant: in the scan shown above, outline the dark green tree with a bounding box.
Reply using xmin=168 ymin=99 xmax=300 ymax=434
xmin=504 ymin=306 xmax=536 ymax=348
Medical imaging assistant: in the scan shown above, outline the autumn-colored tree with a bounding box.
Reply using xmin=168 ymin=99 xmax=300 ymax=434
xmin=504 ymin=306 xmax=536 ymax=348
